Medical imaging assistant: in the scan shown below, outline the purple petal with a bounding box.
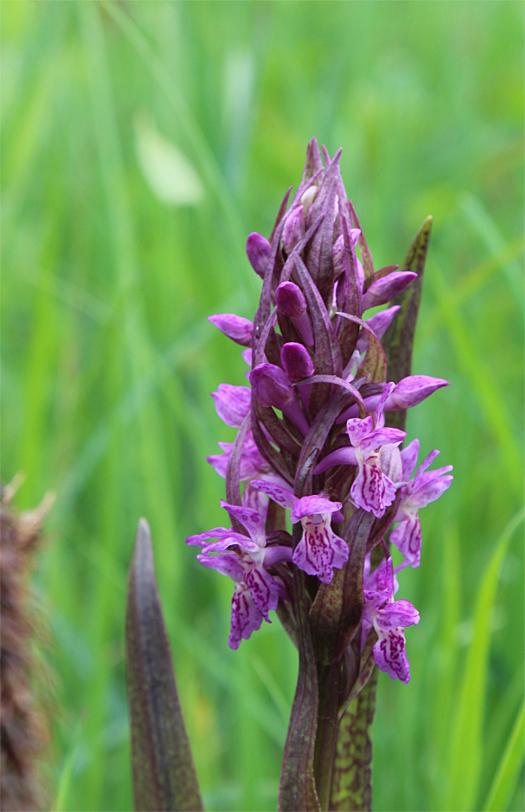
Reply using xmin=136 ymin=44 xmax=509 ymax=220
xmin=250 ymin=479 xmax=297 ymax=510
xmin=208 ymin=314 xmax=253 ymax=346
xmin=187 ymin=526 xmax=236 ymax=546
xmin=380 ymin=444 xmax=403 ymax=485
xmin=249 ymin=363 xmax=294 ymax=409
xmin=376 ymin=599 xmax=420 ymax=631
xmin=362 ymin=271 xmax=417 ymax=311
xmin=244 ymin=565 xmax=280 ymax=618
xmin=229 ymin=583 xmax=264 ymax=649
xmin=409 ymin=472 xmax=454 ymax=508
xmin=211 ymin=384 xmax=251 ymax=427
xmin=313 ymin=446 xmax=358 ymax=475
xmin=400 ymin=439 xmax=420 ymax=481
xmin=246 ymin=232 xmax=271 ymax=278
xmin=220 ymin=500 xmax=266 ymax=546
xmin=292 ymin=524 xmax=349 ymax=583
xmin=280 ymin=342 xmax=315 ymax=382
xmin=346 ymin=416 xmax=373 ymax=448
xmin=197 ymin=552 xmax=244 ymax=582
xmin=373 ymin=629 xmax=411 ymax=683
xmin=359 ymin=427 xmax=406 ymax=454
xmin=275 ymin=281 xmax=307 ymax=317
xmin=263 ymin=545 xmax=293 ymax=568
xmin=351 ymin=458 xmax=397 ymax=518
xmin=390 ymin=514 xmax=422 ymax=567
xmin=290 ymin=496 xmax=342 ymax=523
xmin=282 ymin=205 xmax=305 ymax=253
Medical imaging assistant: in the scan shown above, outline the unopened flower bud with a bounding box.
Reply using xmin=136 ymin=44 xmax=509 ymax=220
xmin=246 ymin=232 xmax=271 ymax=278
xmin=385 ymin=375 xmax=449 ymax=410
xmin=208 ymin=313 xmax=253 ymax=346
xmin=275 ymin=281 xmax=307 ymax=317
xmin=362 ymin=271 xmax=417 ymax=311
xmin=300 ymin=184 xmax=318 ymax=215
xmin=282 ymin=205 xmax=305 ymax=253
xmin=280 ymin=343 xmax=314 ymax=382
xmin=250 ymin=364 xmax=294 ymax=409
xmin=275 ymin=282 xmax=313 ymax=346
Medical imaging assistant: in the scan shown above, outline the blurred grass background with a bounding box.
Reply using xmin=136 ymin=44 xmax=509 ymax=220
xmin=1 ymin=1 xmax=523 ymax=810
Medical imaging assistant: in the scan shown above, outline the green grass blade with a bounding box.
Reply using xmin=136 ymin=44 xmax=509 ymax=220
xmin=483 ymin=700 xmax=525 ymax=812
xmin=444 ymin=509 xmax=525 ymax=811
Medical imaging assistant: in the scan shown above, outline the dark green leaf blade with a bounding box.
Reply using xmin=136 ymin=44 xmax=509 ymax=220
xmin=382 ymin=216 xmax=433 ymax=430
xmin=126 ymin=519 xmax=203 ymax=812
xmin=330 ymin=670 xmax=378 ymax=811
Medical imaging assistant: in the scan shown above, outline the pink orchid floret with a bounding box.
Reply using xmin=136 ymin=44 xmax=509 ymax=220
xmin=187 ymin=501 xmax=291 ymax=649
xmin=363 ymin=556 xmax=419 ymax=684
xmin=346 ymin=384 xmax=406 ymax=518
xmin=390 ymin=439 xmax=454 ymax=567
xmin=250 ymin=480 xmax=348 ymax=584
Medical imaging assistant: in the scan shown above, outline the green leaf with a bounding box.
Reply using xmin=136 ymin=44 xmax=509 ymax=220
xmin=444 ymin=508 xmax=524 ymax=812
xmin=483 ymin=699 xmax=525 ymax=812
xmin=126 ymin=519 xmax=203 ymax=812
xmin=330 ymin=669 xmax=378 ymax=811
xmin=382 ymin=216 xmax=433 ymax=430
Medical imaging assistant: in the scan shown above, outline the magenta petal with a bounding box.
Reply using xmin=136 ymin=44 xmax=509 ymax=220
xmin=244 ymin=566 xmax=280 ymax=618
xmin=186 ymin=526 xmax=235 ymax=546
xmin=211 ymin=384 xmax=251 ymax=427
xmin=359 ymin=427 xmax=406 ymax=454
xmin=400 ymin=439 xmax=420 ymax=481
xmin=292 ymin=525 xmax=348 ymax=584
xmin=197 ymin=552 xmax=244 ymax=582
xmin=410 ymin=472 xmax=454 ymax=507
xmin=208 ymin=314 xmax=253 ymax=346
xmin=250 ymin=479 xmax=297 ymax=510
xmin=373 ymin=630 xmax=411 ymax=684
xmin=390 ymin=513 xmax=422 ymax=567
xmin=346 ymin=416 xmax=373 ymax=447
xmin=351 ymin=459 xmax=397 ymax=518
xmin=376 ymin=599 xmax=420 ymax=631
xmin=229 ymin=583 xmax=264 ymax=649
xmin=220 ymin=501 xmax=266 ymax=546
xmin=290 ymin=496 xmax=342 ymax=523
xmin=246 ymin=232 xmax=271 ymax=278
xmin=314 ymin=447 xmax=358 ymax=475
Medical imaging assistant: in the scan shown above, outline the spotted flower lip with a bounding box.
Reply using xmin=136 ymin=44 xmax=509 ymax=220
xmin=390 ymin=439 xmax=454 ymax=567
xmin=362 ymin=556 xmax=419 ymax=684
xmin=250 ymin=480 xmax=348 ymax=584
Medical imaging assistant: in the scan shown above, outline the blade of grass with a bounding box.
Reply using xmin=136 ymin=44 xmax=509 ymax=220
xmin=444 ymin=508 xmax=525 ymax=811
xmin=429 ymin=259 xmax=522 ymax=498
xmin=483 ymin=700 xmax=525 ymax=812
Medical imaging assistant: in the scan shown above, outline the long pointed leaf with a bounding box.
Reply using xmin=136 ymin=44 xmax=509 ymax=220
xmin=126 ymin=519 xmax=203 ymax=812
xmin=330 ymin=669 xmax=378 ymax=811
xmin=483 ymin=700 xmax=525 ymax=812
xmin=444 ymin=509 xmax=524 ymax=811
xmin=381 ymin=216 xmax=432 ymax=428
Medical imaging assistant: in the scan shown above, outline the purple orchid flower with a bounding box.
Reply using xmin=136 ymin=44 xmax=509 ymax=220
xmin=187 ymin=501 xmax=291 ymax=649
xmin=250 ymin=480 xmax=348 ymax=584
xmin=362 ymin=555 xmax=419 ymax=684
xmin=390 ymin=439 xmax=454 ymax=567
xmin=211 ymin=383 xmax=251 ymax=428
